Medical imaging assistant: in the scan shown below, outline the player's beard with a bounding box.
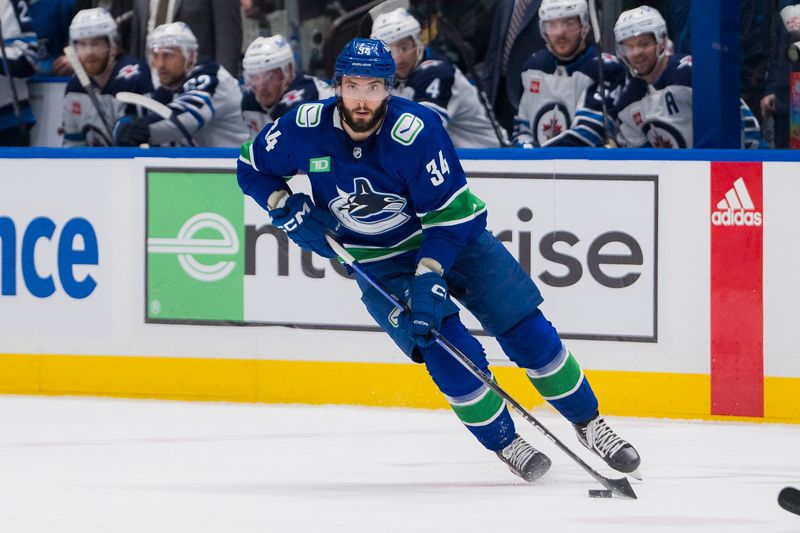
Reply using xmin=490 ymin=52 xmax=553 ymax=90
xmin=632 ymin=56 xmax=658 ymax=78
xmin=339 ymin=99 xmax=388 ymax=133
xmin=84 ymin=54 xmax=110 ymax=77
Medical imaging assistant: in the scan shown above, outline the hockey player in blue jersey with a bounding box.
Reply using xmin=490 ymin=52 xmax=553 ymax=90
xmin=113 ymin=22 xmax=248 ymax=148
xmin=241 ymin=35 xmax=333 ymax=138
xmin=512 ymin=0 xmax=625 ymax=147
xmin=612 ymin=6 xmax=762 ymax=149
xmin=238 ymin=38 xmax=641 ymax=482
xmin=61 ymin=8 xmax=153 ymax=147
xmin=370 ymin=7 xmax=507 ymax=148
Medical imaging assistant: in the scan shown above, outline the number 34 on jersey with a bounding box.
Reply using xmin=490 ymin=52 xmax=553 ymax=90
xmin=426 ymin=150 xmax=450 ymax=186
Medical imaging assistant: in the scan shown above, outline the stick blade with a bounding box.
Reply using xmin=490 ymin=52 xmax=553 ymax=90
xmin=116 ymin=91 xmax=173 ymax=120
xmin=779 ymin=487 xmax=800 ymax=516
xmin=600 ymin=475 xmax=638 ymax=500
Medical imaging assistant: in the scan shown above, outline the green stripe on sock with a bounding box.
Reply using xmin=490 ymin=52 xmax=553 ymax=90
xmin=527 ymin=353 xmax=583 ymax=399
xmin=450 ymin=386 xmax=504 ymax=426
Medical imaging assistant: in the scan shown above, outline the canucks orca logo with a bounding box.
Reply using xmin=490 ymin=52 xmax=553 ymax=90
xmin=328 ymin=177 xmax=410 ymax=235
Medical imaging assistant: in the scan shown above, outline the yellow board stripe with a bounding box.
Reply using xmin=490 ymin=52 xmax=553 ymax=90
xmin=0 ymin=354 xmax=798 ymax=423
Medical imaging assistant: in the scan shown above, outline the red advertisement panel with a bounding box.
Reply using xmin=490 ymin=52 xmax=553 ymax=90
xmin=710 ymin=162 xmax=763 ymax=416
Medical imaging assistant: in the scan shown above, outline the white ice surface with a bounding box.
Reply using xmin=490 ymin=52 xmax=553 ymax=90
xmin=0 ymin=396 xmax=798 ymax=532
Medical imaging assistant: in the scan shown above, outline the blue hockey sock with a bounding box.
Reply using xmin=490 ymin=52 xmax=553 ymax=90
xmin=421 ymin=315 xmax=516 ymax=451
xmin=497 ymin=309 xmax=598 ymax=424
xmin=524 ymin=345 xmax=598 ymax=424
xmin=444 ymin=375 xmax=516 ymax=452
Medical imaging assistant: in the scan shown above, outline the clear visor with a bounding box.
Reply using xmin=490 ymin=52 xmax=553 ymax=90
xmin=74 ymin=38 xmax=110 ymax=55
xmin=542 ymin=17 xmax=583 ymax=35
xmin=387 ymin=39 xmax=417 ymax=56
xmin=336 ymin=77 xmax=390 ymax=101
xmin=244 ymin=68 xmax=283 ymax=88
xmin=619 ymin=37 xmax=657 ymax=56
xmin=148 ymin=46 xmax=182 ymax=59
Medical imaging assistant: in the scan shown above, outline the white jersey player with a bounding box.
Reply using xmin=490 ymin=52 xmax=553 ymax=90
xmin=241 ymin=35 xmax=333 ymax=138
xmin=612 ymin=6 xmax=762 ymax=149
xmin=62 ymin=8 xmax=153 ymax=147
xmin=112 ymin=22 xmax=248 ymax=147
xmin=513 ymin=0 xmax=625 ymax=147
xmin=0 ymin=0 xmax=38 ymax=145
xmin=370 ymin=7 xmax=507 ymax=148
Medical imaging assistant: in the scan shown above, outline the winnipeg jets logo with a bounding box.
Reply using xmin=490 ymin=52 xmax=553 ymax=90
xmin=116 ymin=64 xmax=140 ymax=80
xmin=534 ymin=103 xmax=570 ymax=144
xmin=643 ymin=121 xmax=687 ymax=148
xmin=328 ymin=177 xmax=410 ymax=235
xmin=280 ymin=89 xmax=305 ymax=106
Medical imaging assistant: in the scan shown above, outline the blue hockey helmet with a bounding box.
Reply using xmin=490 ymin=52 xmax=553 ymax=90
xmin=334 ymin=38 xmax=395 ymax=85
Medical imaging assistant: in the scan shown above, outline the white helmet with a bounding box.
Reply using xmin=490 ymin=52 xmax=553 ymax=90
xmin=613 ymin=6 xmax=668 ymax=75
xmin=538 ymin=0 xmax=590 ymax=59
xmin=538 ymin=0 xmax=589 ymax=26
xmin=69 ymin=7 xmax=117 ymax=43
xmin=147 ymin=22 xmax=199 ymax=63
xmin=243 ymin=35 xmax=294 ymax=77
xmin=370 ymin=7 xmax=421 ymax=45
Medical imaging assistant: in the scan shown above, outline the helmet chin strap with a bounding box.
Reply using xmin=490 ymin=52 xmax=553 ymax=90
xmin=280 ymin=63 xmax=295 ymax=94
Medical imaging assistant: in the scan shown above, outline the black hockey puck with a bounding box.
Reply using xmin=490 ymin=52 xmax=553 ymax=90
xmin=588 ymin=489 xmax=613 ymax=498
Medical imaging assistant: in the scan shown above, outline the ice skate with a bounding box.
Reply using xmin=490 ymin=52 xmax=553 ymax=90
xmin=496 ymin=433 xmax=552 ymax=482
xmin=574 ymin=412 xmax=642 ymax=480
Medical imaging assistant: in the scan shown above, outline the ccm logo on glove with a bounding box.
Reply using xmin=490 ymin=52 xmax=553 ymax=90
xmin=430 ymin=284 xmax=447 ymax=298
xmin=276 ymin=201 xmax=312 ymax=232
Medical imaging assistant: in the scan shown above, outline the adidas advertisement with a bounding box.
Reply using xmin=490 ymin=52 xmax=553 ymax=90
xmin=146 ymin=169 xmax=656 ymax=341
xmin=711 ymin=176 xmax=763 ymax=227
xmin=710 ymin=162 xmax=764 ymax=416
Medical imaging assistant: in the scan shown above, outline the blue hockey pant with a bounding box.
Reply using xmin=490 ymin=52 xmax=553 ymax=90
xmin=356 ymin=231 xmax=598 ymax=451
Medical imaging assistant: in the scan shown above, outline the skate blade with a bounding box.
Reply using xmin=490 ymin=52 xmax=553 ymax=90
xmin=627 ymin=468 xmax=643 ymax=481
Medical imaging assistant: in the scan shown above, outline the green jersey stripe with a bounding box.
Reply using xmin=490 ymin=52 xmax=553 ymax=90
xmin=240 ymin=141 xmax=254 ymax=166
xmin=419 ymin=188 xmax=486 ymax=228
xmin=346 ymin=232 xmax=423 ymax=263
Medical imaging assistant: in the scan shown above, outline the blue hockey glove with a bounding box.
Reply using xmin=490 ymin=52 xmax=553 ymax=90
xmin=409 ymin=271 xmax=448 ymax=346
xmin=113 ymin=116 xmax=150 ymax=146
xmin=269 ymin=193 xmax=340 ymax=258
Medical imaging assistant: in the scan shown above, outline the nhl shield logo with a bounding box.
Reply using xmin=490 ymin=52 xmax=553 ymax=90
xmin=352 ymin=147 xmax=362 ymax=159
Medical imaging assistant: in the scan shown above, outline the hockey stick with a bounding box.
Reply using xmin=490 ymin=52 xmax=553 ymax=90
xmin=587 ymin=0 xmax=611 ymax=146
xmin=325 ymin=235 xmax=638 ymax=500
xmin=779 ymin=486 xmax=800 ymax=516
xmin=115 ymin=91 xmax=197 ymax=146
xmin=0 ymin=14 xmax=27 ymax=137
xmin=63 ymin=45 xmax=115 ymax=141
xmin=435 ymin=15 xmax=511 ymax=147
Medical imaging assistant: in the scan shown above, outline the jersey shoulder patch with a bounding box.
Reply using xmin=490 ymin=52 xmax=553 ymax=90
xmin=295 ymin=102 xmax=324 ymax=127
xmin=390 ymin=112 xmax=425 ymax=145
